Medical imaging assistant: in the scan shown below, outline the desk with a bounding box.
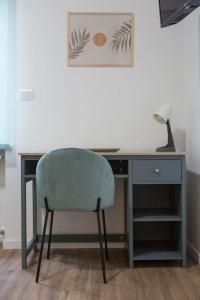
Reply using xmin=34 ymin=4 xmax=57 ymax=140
xmin=20 ymin=152 xmax=186 ymax=269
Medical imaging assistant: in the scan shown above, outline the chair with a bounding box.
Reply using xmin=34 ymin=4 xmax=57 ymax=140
xmin=35 ymin=148 xmax=115 ymax=284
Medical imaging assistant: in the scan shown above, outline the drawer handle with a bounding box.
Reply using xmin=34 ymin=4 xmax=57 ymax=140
xmin=154 ymin=168 xmax=160 ymax=174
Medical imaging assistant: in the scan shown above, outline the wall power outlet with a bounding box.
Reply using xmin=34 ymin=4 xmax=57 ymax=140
xmin=0 ymin=227 xmax=5 ymax=243
xmin=18 ymin=89 xmax=34 ymax=101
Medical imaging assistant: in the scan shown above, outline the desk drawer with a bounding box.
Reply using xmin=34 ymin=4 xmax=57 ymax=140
xmin=132 ymin=159 xmax=181 ymax=183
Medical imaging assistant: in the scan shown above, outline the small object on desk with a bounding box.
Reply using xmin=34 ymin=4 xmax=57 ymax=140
xmin=88 ymin=148 xmax=120 ymax=153
xmin=153 ymin=104 xmax=176 ymax=152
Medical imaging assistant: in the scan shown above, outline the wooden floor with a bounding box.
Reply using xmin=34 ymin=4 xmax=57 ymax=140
xmin=0 ymin=247 xmax=200 ymax=300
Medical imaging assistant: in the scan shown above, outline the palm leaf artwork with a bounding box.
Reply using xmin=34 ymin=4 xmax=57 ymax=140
xmin=69 ymin=28 xmax=90 ymax=59
xmin=111 ymin=20 xmax=132 ymax=52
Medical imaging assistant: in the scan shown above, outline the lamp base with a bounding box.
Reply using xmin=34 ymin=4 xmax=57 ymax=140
xmin=156 ymin=145 xmax=176 ymax=152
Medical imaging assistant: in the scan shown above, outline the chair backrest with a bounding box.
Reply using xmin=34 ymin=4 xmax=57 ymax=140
xmin=36 ymin=148 xmax=115 ymax=211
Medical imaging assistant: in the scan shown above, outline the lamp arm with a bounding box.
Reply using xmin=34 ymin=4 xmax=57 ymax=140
xmin=166 ymin=119 xmax=175 ymax=150
xmin=156 ymin=119 xmax=176 ymax=152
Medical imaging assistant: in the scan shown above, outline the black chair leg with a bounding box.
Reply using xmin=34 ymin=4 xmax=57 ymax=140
xmin=102 ymin=210 xmax=109 ymax=260
xmin=96 ymin=199 xmax=107 ymax=284
xmin=36 ymin=206 xmax=49 ymax=283
xmin=47 ymin=211 xmax=54 ymax=260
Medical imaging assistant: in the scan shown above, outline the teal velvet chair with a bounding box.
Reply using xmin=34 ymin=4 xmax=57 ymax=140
xmin=35 ymin=148 xmax=115 ymax=284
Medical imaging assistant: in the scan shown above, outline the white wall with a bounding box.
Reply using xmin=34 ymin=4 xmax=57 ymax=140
xmin=2 ymin=0 xmax=185 ymax=247
xmin=183 ymin=8 xmax=200 ymax=261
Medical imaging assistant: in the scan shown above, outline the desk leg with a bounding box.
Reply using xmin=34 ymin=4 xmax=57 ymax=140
xmin=32 ymin=178 xmax=37 ymax=251
xmin=21 ymin=173 xmax=27 ymax=269
xmin=181 ymin=158 xmax=187 ymax=267
xmin=128 ymin=160 xmax=133 ymax=267
xmin=124 ymin=179 xmax=127 ymax=240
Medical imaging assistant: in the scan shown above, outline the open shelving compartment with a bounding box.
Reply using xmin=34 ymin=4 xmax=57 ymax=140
xmin=133 ymin=184 xmax=183 ymax=261
xmin=24 ymin=160 xmax=38 ymax=177
xmin=133 ymin=222 xmax=182 ymax=261
xmin=108 ymin=159 xmax=128 ymax=177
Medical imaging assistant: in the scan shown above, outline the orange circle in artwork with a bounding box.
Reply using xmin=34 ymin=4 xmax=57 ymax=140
xmin=93 ymin=32 xmax=107 ymax=47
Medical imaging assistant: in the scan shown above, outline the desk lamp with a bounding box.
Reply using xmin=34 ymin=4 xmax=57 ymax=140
xmin=153 ymin=104 xmax=176 ymax=152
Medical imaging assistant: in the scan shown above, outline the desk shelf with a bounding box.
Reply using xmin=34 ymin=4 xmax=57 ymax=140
xmin=133 ymin=209 xmax=181 ymax=222
xmin=133 ymin=241 xmax=182 ymax=261
xmin=114 ymin=174 xmax=128 ymax=178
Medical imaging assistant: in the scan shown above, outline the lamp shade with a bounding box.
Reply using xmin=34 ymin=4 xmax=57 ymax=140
xmin=153 ymin=104 xmax=172 ymax=124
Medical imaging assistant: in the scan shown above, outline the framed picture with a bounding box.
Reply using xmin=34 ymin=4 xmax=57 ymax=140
xmin=67 ymin=12 xmax=134 ymax=67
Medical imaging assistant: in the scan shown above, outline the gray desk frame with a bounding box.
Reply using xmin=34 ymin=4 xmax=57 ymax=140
xmin=20 ymin=152 xmax=186 ymax=269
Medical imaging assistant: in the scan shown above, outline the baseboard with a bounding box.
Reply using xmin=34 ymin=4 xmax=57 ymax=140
xmin=3 ymin=239 xmax=21 ymax=249
xmin=4 ymin=239 xmax=200 ymax=261
xmin=187 ymin=242 xmax=200 ymax=263
xmin=3 ymin=233 xmax=125 ymax=249
xmin=3 ymin=239 xmax=124 ymax=250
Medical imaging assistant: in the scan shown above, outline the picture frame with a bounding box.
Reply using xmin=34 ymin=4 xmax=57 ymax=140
xmin=67 ymin=12 xmax=134 ymax=67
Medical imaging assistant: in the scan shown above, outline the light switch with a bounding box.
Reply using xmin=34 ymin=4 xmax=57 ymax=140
xmin=18 ymin=89 xmax=34 ymax=101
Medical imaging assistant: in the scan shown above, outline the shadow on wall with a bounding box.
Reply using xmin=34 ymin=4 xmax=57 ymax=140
xmin=173 ymin=129 xmax=186 ymax=152
xmin=187 ymin=171 xmax=200 ymax=254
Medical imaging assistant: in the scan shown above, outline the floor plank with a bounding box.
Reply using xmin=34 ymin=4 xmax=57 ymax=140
xmin=0 ymin=248 xmax=199 ymax=300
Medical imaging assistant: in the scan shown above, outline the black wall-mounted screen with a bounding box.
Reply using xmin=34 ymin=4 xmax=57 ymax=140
xmin=159 ymin=0 xmax=200 ymax=27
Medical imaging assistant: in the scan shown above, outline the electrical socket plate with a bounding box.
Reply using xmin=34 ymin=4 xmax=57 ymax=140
xmin=18 ymin=89 xmax=34 ymax=101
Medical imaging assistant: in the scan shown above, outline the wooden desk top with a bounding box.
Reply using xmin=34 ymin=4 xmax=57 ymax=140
xmin=18 ymin=152 xmax=185 ymax=156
